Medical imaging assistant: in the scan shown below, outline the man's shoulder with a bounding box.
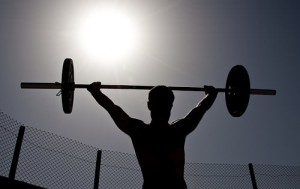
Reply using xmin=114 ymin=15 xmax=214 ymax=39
xmin=130 ymin=118 xmax=147 ymax=126
xmin=169 ymin=119 xmax=192 ymax=136
xmin=170 ymin=118 xmax=184 ymax=126
xmin=126 ymin=118 xmax=149 ymax=137
xmin=128 ymin=118 xmax=150 ymax=131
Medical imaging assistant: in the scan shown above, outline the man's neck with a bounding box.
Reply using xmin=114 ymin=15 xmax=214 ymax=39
xmin=150 ymin=119 xmax=169 ymax=126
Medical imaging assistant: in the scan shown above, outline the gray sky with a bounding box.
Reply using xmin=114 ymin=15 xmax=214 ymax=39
xmin=1 ymin=0 xmax=299 ymax=166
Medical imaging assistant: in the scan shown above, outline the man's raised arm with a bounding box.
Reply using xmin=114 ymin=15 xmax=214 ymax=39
xmin=178 ymin=85 xmax=218 ymax=134
xmin=87 ymin=82 xmax=132 ymax=134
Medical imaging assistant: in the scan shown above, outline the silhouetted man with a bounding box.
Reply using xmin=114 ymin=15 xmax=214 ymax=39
xmin=88 ymin=82 xmax=218 ymax=189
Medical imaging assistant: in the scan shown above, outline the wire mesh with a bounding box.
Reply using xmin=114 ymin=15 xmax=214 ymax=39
xmin=16 ymin=126 xmax=99 ymax=189
xmin=0 ymin=112 xmax=21 ymax=177
xmin=185 ymin=162 xmax=253 ymax=188
xmin=100 ymin=150 xmax=143 ymax=189
xmin=1 ymin=111 xmax=300 ymax=189
xmin=254 ymin=164 xmax=300 ymax=189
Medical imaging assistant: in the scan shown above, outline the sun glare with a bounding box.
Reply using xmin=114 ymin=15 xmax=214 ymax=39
xmin=80 ymin=9 xmax=139 ymax=62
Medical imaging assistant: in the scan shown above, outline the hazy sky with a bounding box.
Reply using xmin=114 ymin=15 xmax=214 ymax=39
xmin=1 ymin=0 xmax=299 ymax=166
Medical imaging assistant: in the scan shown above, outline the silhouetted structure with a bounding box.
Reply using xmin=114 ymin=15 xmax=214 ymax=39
xmin=1 ymin=111 xmax=300 ymax=188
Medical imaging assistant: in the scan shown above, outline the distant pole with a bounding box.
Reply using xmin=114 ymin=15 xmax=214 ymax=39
xmin=248 ymin=163 xmax=258 ymax=189
xmin=94 ymin=150 xmax=102 ymax=189
xmin=9 ymin=125 xmax=25 ymax=180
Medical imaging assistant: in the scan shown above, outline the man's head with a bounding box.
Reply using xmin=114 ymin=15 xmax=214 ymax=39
xmin=148 ymin=85 xmax=174 ymax=123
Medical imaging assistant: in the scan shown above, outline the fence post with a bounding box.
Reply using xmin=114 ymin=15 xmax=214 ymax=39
xmin=9 ymin=125 xmax=25 ymax=180
xmin=94 ymin=150 xmax=102 ymax=189
xmin=248 ymin=163 xmax=258 ymax=189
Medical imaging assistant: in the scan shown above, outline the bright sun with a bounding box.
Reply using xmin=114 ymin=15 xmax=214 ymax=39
xmin=80 ymin=9 xmax=139 ymax=62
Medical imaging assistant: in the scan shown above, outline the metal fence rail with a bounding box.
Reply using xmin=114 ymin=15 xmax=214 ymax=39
xmin=1 ymin=111 xmax=300 ymax=188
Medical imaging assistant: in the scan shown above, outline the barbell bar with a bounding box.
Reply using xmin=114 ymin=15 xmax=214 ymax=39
xmin=20 ymin=83 xmax=275 ymax=95
xmin=20 ymin=58 xmax=276 ymax=117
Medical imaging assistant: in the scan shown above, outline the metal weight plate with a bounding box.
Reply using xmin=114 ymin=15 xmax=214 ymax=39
xmin=225 ymin=65 xmax=250 ymax=117
xmin=61 ymin=58 xmax=75 ymax=114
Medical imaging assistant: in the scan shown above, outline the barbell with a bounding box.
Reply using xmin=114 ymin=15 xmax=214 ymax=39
xmin=20 ymin=58 xmax=276 ymax=117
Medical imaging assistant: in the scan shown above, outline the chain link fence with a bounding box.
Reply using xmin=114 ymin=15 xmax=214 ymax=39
xmin=1 ymin=111 xmax=300 ymax=188
xmin=254 ymin=164 xmax=300 ymax=189
xmin=0 ymin=112 xmax=20 ymax=178
xmin=17 ymin=126 xmax=98 ymax=188
xmin=185 ymin=163 xmax=253 ymax=188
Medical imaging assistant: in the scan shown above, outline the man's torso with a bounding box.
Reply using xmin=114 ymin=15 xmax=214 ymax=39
xmin=127 ymin=119 xmax=188 ymax=188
